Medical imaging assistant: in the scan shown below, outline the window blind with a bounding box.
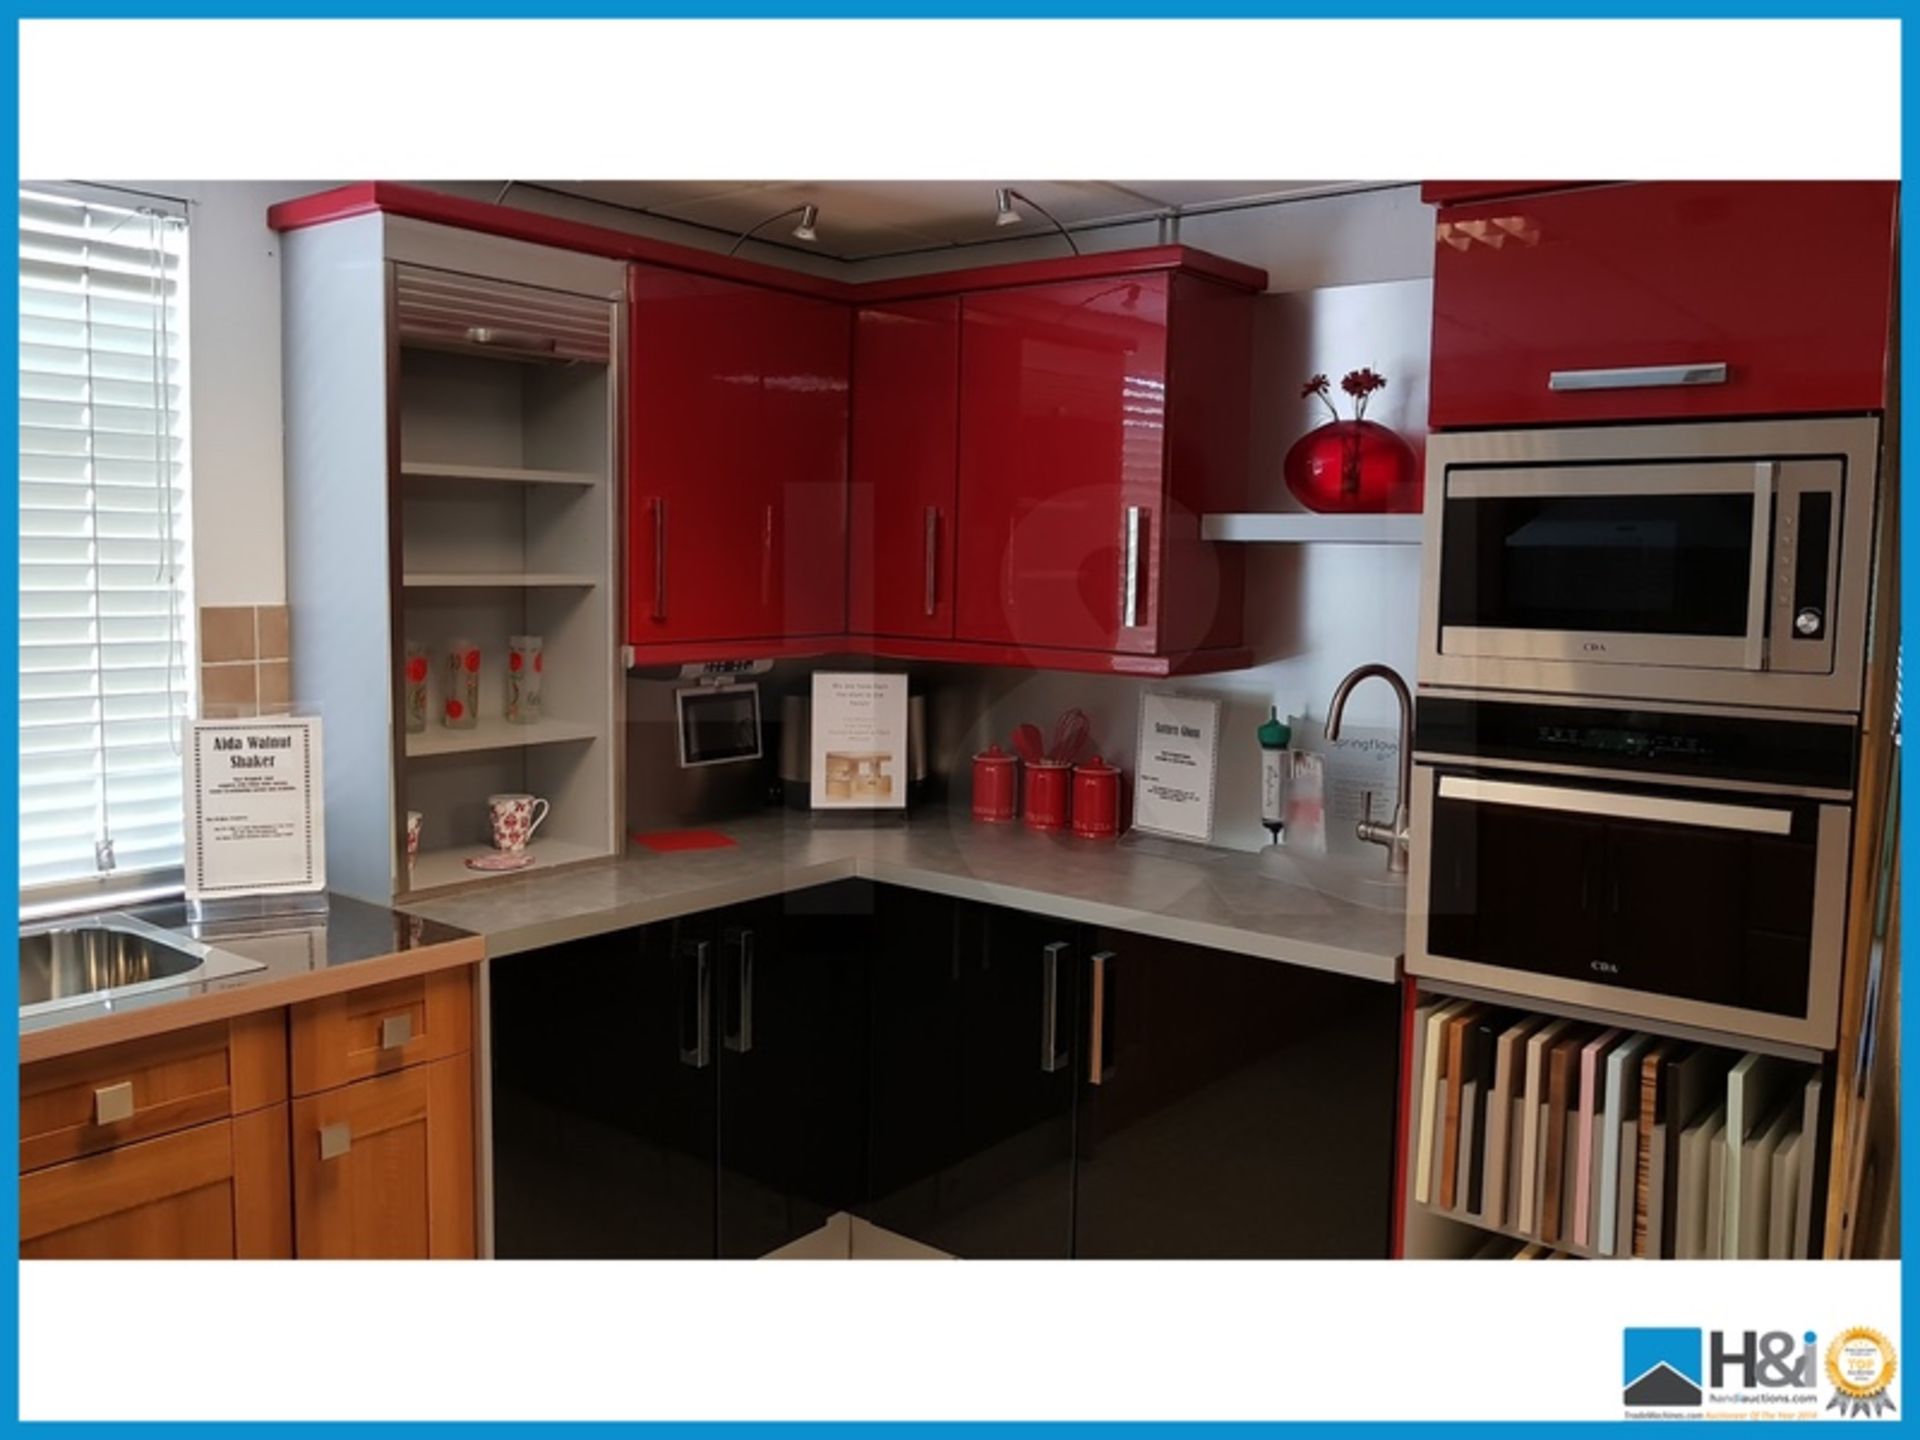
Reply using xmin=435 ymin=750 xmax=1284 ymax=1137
xmin=18 ymin=185 xmax=193 ymax=893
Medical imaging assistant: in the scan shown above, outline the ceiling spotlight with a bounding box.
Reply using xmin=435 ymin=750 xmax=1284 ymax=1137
xmin=991 ymin=186 xmax=1079 ymax=255
xmin=728 ymin=202 xmax=822 ymax=257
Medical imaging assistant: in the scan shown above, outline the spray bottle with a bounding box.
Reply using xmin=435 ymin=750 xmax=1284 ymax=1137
xmin=1257 ymin=706 xmax=1291 ymax=847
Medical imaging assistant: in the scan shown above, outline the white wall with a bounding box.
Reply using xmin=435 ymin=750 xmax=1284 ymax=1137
xmin=113 ymin=181 xmax=327 ymax=606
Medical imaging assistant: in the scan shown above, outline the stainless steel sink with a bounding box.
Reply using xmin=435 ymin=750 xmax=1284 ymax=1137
xmin=19 ymin=913 xmax=266 ymax=1016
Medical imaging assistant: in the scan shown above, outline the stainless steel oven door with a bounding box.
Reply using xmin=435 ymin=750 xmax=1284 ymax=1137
xmin=1406 ymin=761 xmax=1850 ymax=1049
xmin=1418 ymin=417 xmax=1879 ymax=713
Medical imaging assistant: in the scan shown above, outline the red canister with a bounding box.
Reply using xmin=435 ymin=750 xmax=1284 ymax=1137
xmin=1071 ymin=755 xmax=1122 ymax=839
xmin=971 ymin=744 xmax=1019 ymax=823
xmin=1023 ymin=760 xmax=1072 ymax=832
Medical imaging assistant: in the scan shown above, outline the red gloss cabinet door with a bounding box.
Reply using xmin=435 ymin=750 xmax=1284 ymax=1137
xmin=628 ymin=265 xmax=850 ymax=644
xmin=955 ymin=277 xmax=1172 ymax=654
xmin=848 ymin=299 xmax=959 ymax=639
xmin=1429 ymin=182 xmax=1896 ymax=428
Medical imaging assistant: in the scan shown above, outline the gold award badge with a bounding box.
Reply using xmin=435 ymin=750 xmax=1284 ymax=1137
xmin=1826 ymin=1327 xmax=1898 ymax=1418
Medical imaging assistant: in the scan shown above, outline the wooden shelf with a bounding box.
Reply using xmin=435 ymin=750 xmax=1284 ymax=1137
xmin=400 ymin=460 xmax=599 ymax=487
xmin=405 ymin=716 xmax=599 ymax=759
xmin=402 ymin=572 xmax=599 ymax=589
xmin=405 ymin=838 xmax=609 ymax=895
xmin=1200 ymin=512 xmax=1423 ymax=544
xmin=1418 ymin=1201 xmax=1606 ymax=1260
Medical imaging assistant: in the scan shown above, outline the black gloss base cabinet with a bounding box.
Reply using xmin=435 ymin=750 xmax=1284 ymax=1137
xmin=490 ymin=881 xmax=1401 ymax=1259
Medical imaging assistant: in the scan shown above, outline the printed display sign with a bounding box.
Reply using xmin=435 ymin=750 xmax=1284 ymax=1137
xmin=1131 ymin=691 xmax=1220 ymax=843
xmin=183 ymin=716 xmax=327 ymax=899
xmin=810 ymin=673 xmax=908 ymax=810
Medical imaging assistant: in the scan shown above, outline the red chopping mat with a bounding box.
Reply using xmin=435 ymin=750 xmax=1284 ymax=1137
xmin=630 ymin=828 xmax=738 ymax=853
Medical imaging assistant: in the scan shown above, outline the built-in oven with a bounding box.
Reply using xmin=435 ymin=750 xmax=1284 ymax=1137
xmin=1407 ymin=694 xmax=1856 ymax=1049
xmin=1420 ymin=416 xmax=1881 ymax=712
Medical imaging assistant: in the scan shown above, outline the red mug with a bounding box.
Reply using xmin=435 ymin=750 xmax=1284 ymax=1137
xmin=1071 ymin=756 xmax=1122 ymax=840
xmin=972 ymin=744 xmax=1019 ymax=823
xmin=1023 ymin=760 xmax=1072 ymax=832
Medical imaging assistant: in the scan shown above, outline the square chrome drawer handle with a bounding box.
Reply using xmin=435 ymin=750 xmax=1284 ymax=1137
xmin=92 ymin=1081 xmax=135 ymax=1126
xmin=379 ymin=1014 xmax=414 ymax=1051
xmin=319 ymin=1122 xmax=353 ymax=1161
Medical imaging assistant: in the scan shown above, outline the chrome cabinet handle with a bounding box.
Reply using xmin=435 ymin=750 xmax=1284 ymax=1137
xmin=651 ymin=497 xmax=668 ymax=621
xmin=1121 ymin=506 xmax=1146 ymax=628
xmin=723 ymin=927 xmax=755 ymax=1055
xmin=319 ymin=1122 xmax=352 ymax=1161
xmin=93 ymin=1081 xmax=134 ymax=1126
xmin=678 ymin=939 xmax=711 ymax=1069
xmin=923 ymin=506 xmax=939 ymax=617
xmin=379 ymin=1014 xmax=413 ymax=1051
xmin=463 ymin=325 xmax=558 ymax=355
xmin=1040 ymin=941 xmax=1071 ymax=1073
xmin=1742 ymin=462 xmax=1776 ymax=672
xmin=1436 ymin=774 xmax=1793 ymax=835
xmin=1547 ymin=362 xmax=1728 ymax=392
xmin=1087 ymin=951 xmax=1115 ymax=1087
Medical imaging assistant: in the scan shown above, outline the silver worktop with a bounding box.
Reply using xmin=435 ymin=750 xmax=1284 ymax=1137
xmin=401 ymin=808 xmax=1406 ymax=984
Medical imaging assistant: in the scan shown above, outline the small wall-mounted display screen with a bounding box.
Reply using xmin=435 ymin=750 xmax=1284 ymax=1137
xmin=676 ymin=683 xmax=763 ymax=768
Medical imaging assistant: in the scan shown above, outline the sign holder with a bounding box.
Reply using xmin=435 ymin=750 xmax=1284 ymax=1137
xmin=182 ymin=710 xmax=328 ymax=924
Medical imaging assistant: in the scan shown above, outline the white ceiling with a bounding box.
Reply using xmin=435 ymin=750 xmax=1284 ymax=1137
xmin=520 ymin=180 xmax=1366 ymax=260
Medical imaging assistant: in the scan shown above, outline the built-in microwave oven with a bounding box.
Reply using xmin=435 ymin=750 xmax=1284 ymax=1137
xmin=1407 ymin=694 xmax=1855 ymax=1050
xmin=1419 ymin=417 xmax=1882 ymax=713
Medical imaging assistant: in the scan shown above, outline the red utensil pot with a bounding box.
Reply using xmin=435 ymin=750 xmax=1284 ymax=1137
xmin=1071 ymin=755 xmax=1122 ymax=839
xmin=971 ymin=744 xmax=1019 ymax=823
xmin=1023 ymin=760 xmax=1072 ymax=832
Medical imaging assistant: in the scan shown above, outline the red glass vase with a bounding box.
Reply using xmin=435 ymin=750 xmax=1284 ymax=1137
xmin=1283 ymin=419 xmax=1421 ymax=514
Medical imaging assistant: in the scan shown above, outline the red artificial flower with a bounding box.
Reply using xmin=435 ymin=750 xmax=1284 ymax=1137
xmin=509 ymin=651 xmax=524 ymax=672
xmin=1300 ymin=373 xmax=1331 ymax=400
xmin=445 ymin=699 xmax=465 ymax=721
xmin=1340 ymin=367 xmax=1388 ymax=398
xmin=463 ymin=649 xmax=481 ymax=673
xmin=406 ymin=656 xmax=428 ymax=683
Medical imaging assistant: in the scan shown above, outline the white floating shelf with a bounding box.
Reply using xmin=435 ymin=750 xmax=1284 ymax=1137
xmin=400 ymin=460 xmax=599 ymax=487
xmin=402 ymin=572 xmax=599 ymax=589
xmin=405 ymin=838 xmax=609 ymax=895
xmin=405 ymin=716 xmax=600 ymax=759
xmin=1201 ymin=512 xmax=1424 ymax=545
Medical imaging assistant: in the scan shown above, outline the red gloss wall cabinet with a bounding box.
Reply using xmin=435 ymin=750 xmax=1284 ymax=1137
xmin=627 ymin=265 xmax=851 ymax=644
xmin=1429 ymin=182 xmax=1897 ymax=428
xmin=953 ymin=273 xmax=1252 ymax=658
xmin=848 ymin=299 xmax=960 ymax=639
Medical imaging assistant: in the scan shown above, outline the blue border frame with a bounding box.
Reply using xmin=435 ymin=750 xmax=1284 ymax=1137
xmin=0 ymin=5 xmax=1910 ymax=1432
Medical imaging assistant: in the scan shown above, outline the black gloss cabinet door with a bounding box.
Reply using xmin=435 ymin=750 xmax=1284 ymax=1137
xmin=715 ymin=883 xmax=872 ymax=1258
xmin=862 ymin=892 xmax=1077 ymax=1257
xmin=490 ymin=921 xmax=718 ymax=1258
xmin=1073 ymin=930 xmax=1400 ymax=1258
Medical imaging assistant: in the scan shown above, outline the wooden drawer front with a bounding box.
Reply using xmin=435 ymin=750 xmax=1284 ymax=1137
xmin=20 ymin=1108 xmax=292 ymax=1260
xmin=20 ymin=1012 xmax=288 ymax=1173
xmin=291 ymin=1055 xmax=476 ymax=1259
xmin=291 ymin=966 xmax=472 ymax=1096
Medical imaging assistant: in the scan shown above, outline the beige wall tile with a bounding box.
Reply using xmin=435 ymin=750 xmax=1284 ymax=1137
xmin=201 ymin=661 xmax=257 ymax=717
xmin=257 ymin=660 xmax=291 ymax=711
xmin=256 ymin=604 xmax=290 ymax=662
xmin=200 ymin=605 xmax=256 ymax=663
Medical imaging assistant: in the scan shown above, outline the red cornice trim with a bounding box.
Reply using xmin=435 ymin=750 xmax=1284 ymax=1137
xmin=620 ymin=631 xmax=1254 ymax=678
xmin=267 ymin=183 xmax=1271 ymax=300
xmin=268 ymin=182 xmax=854 ymax=300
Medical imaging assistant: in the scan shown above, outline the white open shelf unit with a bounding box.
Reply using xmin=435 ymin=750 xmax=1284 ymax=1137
xmin=396 ymin=321 xmax=620 ymax=898
xmin=280 ymin=215 xmax=627 ymax=905
xmin=1200 ymin=512 xmax=1424 ymax=544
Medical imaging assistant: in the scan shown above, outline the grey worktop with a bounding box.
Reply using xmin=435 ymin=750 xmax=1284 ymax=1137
xmin=402 ymin=808 xmax=1406 ymax=984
